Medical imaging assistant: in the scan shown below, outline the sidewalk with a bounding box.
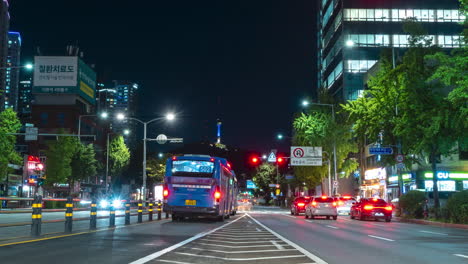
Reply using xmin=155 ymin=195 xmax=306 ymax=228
xmin=393 ymin=216 xmax=468 ymax=230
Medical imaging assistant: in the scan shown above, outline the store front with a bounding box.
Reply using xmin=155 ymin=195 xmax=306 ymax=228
xmin=423 ymin=171 xmax=468 ymax=192
xmin=387 ymin=173 xmax=416 ymax=201
xmin=360 ymin=168 xmax=387 ymax=199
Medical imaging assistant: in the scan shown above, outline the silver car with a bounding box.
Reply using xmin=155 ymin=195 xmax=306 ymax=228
xmin=336 ymin=196 xmax=357 ymax=215
xmin=305 ymin=196 xmax=338 ymax=220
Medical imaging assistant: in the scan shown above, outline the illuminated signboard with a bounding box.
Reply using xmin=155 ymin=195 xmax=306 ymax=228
xmin=424 ymin=172 xmax=468 ymax=180
xmin=365 ymin=168 xmax=386 ymax=180
xmin=424 ymin=180 xmax=456 ymax=191
xmin=388 ymin=174 xmax=412 ymax=183
xmin=463 ymin=181 xmax=468 ymax=190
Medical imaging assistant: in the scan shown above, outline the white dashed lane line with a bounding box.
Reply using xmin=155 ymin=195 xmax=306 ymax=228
xmin=419 ymin=230 xmax=449 ymax=236
xmin=368 ymin=235 xmax=395 ymax=242
xmin=454 ymin=254 xmax=468 ymax=259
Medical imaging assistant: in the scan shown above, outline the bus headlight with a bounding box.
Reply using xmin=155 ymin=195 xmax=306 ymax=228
xmin=99 ymin=200 xmax=109 ymax=208
xmin=112 ymin=199 xmax=123 ymax=208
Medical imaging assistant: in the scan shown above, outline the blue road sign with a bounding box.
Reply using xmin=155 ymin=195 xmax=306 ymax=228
xmin=246 ymin=180 xmax=257 ymax=189
xmin=369 ymin=147 xmax=393 ymax=155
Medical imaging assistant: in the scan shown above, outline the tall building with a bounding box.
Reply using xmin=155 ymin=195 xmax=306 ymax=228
xmin=318 ymin=0 xmax=464 ymax=101
xmin=0 ymin=0 xmax=10 ymax=106
xmin=112 ymin=80 xmax=138 ymax=117
xmin=18 ymin=78 xmax=32 ymax=120
xmin=4 ymin=31 xmax=21 ymax=110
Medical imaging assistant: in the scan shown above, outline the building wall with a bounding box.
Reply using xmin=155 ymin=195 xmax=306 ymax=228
xmin=318 ymin=0 xmax=463 ymax=102
xmin=4 ymin=31 xmax=21 ymax=110
xmin=0 ymin=0 xmax=10 ymax=109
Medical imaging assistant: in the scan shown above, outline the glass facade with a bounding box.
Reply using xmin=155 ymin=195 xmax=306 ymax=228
xmin=344 ymin=8 xmax=465 ymax=23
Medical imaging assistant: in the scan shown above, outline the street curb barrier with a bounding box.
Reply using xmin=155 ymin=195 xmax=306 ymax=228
xmin=90 ymin=199 xmax=97 ymax=230
xmin=64 ymin=197 xmax=73 ymax=233
xmin=125 ymin=201 xmax=130 ymax=225
xmin=138 ymin=200 xmax=143 ymax=223
xmin=395 ymin=217 xmax=468 ymax=230
xmin=148 ymin=199 xmax=153 ymax=221
xmin=157 ymin=200 xmax=162 ymax=220
xmin=31 ymin=195 xmax=42 ymax=237
xmin=109 ymin=205 xmax=115 ymax=227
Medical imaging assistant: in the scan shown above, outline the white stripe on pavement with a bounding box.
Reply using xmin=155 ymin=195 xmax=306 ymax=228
xmin=271 ymin=240 xmax=285 ymax=250
xmin=326 ymin=225 xmax=339 ymax=229
xmin=368 ymin=235 xmax=395 ymax=242
xmin=154 ymin=260 xmax=193 ymax=264
xmin=128 ymin=215 xmax=246 ymax=264
xmin=195 ymin=242 xmax=289 ymax=248
xmin=247 ymin=214 xmax=328 ymax=264
xmin=206 ymin=236 xmax=277 ymax=241
xmin=175 ymin=252 xmax=306 ymax=261
xmin=207 ymin=234 xmax=275 ymax=238
xmin=200 ymin=238 xmax=282 ymax=244
xmin=454 ymin=254 xmax=468 ymax=259
xmin=186 ymin=247 xmax=296 ymax=254
xmin=419 ymin=230 xmax=448 ymax=236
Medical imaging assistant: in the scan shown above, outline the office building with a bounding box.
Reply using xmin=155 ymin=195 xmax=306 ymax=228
xmin=17 ymin=78 xmax=32 ymax=120
xmin=318 ymin=0 xmax=464 ymax=101
xmin=0 ymin=0 xmax=10 ymax=108
xmin=3 ymin=31 xmax=21 ymax=110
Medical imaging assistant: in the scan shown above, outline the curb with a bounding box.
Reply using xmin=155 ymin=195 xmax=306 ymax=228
xmin=394 ymin=217 xmax=468 ymax=230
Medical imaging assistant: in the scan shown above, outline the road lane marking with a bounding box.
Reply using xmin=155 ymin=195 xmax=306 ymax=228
xmin=129 ymin=215 xmax=246 ymax=264
xmin=248 ymin=220 xmax=253 ymax=224
xmin=208 ymin=234 xmax=276 ymax=238
xmin=326 ymin=225 xmax=339 ymax=229
xmin=454 ymin=254 xmax=468 ymax=259
xmin=186 ymin=247 xmax=296 ymax=253
xmin=206 ymin=236 xmax=277 ymax=241
xmin=154 ymin=260 xmax=193 ymax=264
xmin=420 ymin=230 xmax=448 ymax=236
xmin=195 ymin=242 xmax=288 ymax=248
xmin=247 ymin=214 xmax=328 ymax=264
xmin=174 ymin=252 xmax=306 ymax=261
xmin=271 ymin=240 xmax=285 ymax=250
xmin=368 ymin=235 xmax=395 ymax=242
xmin=256 ymin=227 xmax=262 ymax=232
xmin=200 ymin=238 xmax=282 ymax=244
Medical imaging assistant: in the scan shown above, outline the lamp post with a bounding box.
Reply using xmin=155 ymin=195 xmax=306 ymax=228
xmin=78 ymin=112 xmax=108 ymax=142
xmin=302 ymin=101 xmax=338 ymax=195
xmin=117 ymin=113 xmax=176 ymax=199
xmin=0 ymin=63 xmax=33 ymax=70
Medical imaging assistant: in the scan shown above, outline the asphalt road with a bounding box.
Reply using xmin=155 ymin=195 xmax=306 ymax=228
xmin=0 ymin=207 xmax=467 ymax=264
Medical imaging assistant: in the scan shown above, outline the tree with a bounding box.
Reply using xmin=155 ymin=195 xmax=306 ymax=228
xmin=0 ymin=109 xmax=22 ymax=180
xmin=252 ymin=163 xmax=276 ymax=204
xmin=109 ymin=135 xmax=130 ymax=183
xmin=146 ymin=153 xmax=172 ymax=184
xmin=292 ymin=107 xmax=358 ymax=194
xmin=45 ymin=134 xmax=78 ymax=186
xmin=70 ymin=143 xmax=98 ymax=188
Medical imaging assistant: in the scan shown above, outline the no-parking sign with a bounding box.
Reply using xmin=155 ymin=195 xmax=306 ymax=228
xmin=290 ymin=146 xmax=322 ymax=166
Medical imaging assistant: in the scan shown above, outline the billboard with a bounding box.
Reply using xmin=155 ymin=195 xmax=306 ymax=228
xmin=33 ymin=56 xmax=96 ymax=104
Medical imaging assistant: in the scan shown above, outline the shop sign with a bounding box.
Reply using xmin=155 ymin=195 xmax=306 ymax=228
xmin=424 ymin=172 xmax=468 ymax=180
xmin=388 ymin=174 xmax=412 ymax=183
xmin=463 ymin=181 xmax=468 ymax=190
xmin=365 ymin=168 xmax=386 ymax=180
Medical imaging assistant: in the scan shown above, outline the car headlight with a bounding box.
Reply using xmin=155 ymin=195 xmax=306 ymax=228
xmin=99 ymin=200 xmax=109 ymax=208
xmin=112 ymin=199 xmax=123 ymax=208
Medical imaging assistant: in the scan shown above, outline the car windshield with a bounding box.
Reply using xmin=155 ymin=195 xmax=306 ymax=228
xmin=296 ymin=197 xmax=311 ymax=203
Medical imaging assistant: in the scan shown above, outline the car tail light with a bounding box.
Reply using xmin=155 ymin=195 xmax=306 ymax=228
xmin=363 ymin=205 xmax=374 ymax=210
xmin=163 ymin=184 xmax=169 ymax=198
xmin=385 ymin=206 xmax=393 ymax=211
xmin=214 ymin=186 xmax=221 ymax=202
xmin=321 ymin=195 xmax=327 ymax=199
xmin=172 ymin=156 xmax=177 ymax=160
xmin=338 ymin=201 xmax=344 ymax=206
xmin=332 ymin=202 xmax=337 ymax=207
xmin=343 ymin=195 xmax=351 ymax=199
xmin=304 ymin=196 xmax=310 ymax=199
xmin=297 ymin=203 xmax=305 ymax=207
xmin=372 ymin=198 xmax=378 ymax=202
xmin=312 ymin=201 xmax=317 ymax=207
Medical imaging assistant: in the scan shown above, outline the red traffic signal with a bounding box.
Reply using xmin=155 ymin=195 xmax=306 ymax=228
xmin=277 ymin=157 xmax=284 ymax=163
xmin=251 ymin=157 xmax=259 ymax=164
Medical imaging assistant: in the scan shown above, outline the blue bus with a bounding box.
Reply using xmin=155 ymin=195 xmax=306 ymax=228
xmin=163 ymin=155 xmax=238 ymax=221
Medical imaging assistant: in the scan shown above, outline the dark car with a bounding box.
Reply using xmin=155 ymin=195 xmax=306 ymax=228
xmin=350 ymin=198 xmax=393 ymax=222
xmin=290 ymin=196 xmax=311 ymax=215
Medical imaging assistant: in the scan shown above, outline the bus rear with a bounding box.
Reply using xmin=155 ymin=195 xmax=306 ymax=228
xmin=163 ymin=155 xmax=232 ymax=221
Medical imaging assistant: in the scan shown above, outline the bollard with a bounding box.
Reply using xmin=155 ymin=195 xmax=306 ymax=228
xmin=138 ymin=199 xmax=143 ymax=223
xmin=109 ymin=204 xmax=116 ymax=227
xmin=157 ymin=200 xmax=162 ymax=220
xmin=125 ymin=200 xmax=131 ymax=225
xmin=90 ymin=199 xmax=97 ymax=230
xmin=148 ymin=199 xmax=154 ymax=221
xmin=65 ymin=197 xmax=73 ymax=233
xmin=31 ymin=195 xmax=42 ymax=237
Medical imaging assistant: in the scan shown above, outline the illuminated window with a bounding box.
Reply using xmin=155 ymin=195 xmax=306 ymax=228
xmin=344 ymin=8 xmax=464 ymax=22
xmin=345 ymin=60 xmax=378 ymax=73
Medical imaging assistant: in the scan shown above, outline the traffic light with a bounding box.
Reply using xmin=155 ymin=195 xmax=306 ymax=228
xmin=251 ymin=157 xmax=259 ymax=165
xmin=276 ymin=157 xmax=284 ymax=164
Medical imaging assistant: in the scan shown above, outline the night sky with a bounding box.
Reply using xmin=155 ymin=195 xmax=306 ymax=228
xmin=10 ymin=0 xmax=317 ymax=153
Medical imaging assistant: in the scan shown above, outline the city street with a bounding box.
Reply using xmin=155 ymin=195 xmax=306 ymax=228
xmin=1 ymin=206 xmax=467 ymax=264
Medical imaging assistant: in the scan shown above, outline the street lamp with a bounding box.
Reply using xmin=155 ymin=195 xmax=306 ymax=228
xmin=78 ymin=112 xmax=108 ymax=142
xmin=117 ymin=113 xmax=176 ymax=199
xmin=302 ymin=100 xmax=310 ymax=107
xmin=123 ymin=129 xmax=130 ymax=135
xmin=158 ymin=153 xmax=164 ymax=158
xmin=0 ymin=63 xmax=33 ymax=70
xmin=277 ymin=134 xmax=284 ymax=140
xmin=303 ymin=101 xmax=338 ymax=195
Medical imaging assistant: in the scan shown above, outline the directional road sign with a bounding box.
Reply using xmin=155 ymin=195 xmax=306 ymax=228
xmin=369 ymin=147 xmax=393 ymax=155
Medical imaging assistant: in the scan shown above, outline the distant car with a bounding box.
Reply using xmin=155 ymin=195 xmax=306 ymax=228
xmin=237 ymin=198 xmax=252 ymax=211
xmin=291 ymin=196 xmax=311 ymax=215
xmin=350 ymin=198 xmax=393 ymax=222
xmin=336 ymin=196 xmax=357 ymax=215
xmin=305 ymin=196 xmax=338 ymax=220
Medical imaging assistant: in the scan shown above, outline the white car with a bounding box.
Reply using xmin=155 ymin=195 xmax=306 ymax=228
xmin=336 ymin=196 xmax=357 ymax=215
xmin=305 ymin=196 xmax=338 ymax=220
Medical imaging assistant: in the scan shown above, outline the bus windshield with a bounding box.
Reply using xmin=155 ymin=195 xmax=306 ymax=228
xmin=171 ymin=160 xmax=214 ymax=177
